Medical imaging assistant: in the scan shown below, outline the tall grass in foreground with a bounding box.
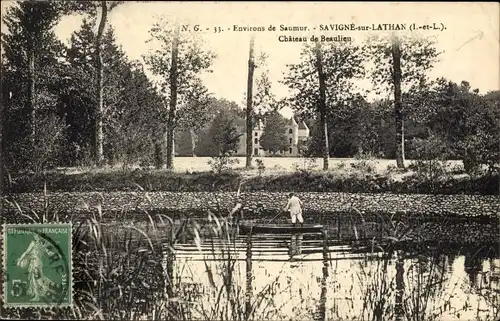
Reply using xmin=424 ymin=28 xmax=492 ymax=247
xmin=2 ymin=186 xmax=499 ymax=320
xmin=327 ymin=209 xmax=500 ymax=321
xmin=0 ymin=187 xmax=293 ymax=320
xmin=1 ymin=188 xmax=172 ymax=320
xmin=178 ymin=211 xmax=297 ymax=321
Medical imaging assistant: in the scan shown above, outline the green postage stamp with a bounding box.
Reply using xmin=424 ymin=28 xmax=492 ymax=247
xmin=2 ymin=223 xmax=73 ymax=308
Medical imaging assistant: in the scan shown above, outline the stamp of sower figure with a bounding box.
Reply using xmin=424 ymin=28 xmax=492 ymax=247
xmin=2 ymin=223 xmax=72 ymax=308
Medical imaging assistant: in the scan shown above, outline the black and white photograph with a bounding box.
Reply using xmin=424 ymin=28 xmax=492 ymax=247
xmin=1 ymin=1 xmax=499 ymax=320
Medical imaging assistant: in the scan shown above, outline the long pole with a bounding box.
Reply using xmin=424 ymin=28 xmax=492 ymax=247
xmin=268 ymin=209 xmax=284 ymax=224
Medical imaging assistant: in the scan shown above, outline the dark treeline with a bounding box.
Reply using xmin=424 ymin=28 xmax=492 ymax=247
xmin=2 ymin=2 xmax=163 ymax=172
xmin=1 ymin=1 xmax=499 ymax=176
xmin=304 ymin=85 xmax=499 ymax=170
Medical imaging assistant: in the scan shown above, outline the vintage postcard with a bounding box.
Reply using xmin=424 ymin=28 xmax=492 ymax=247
xmin=0 ymin=1 xmax=499 ymax=320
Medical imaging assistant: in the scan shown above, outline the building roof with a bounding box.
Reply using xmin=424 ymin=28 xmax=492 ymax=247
xmin=255 ymin=119 xmax=264 ymax=130
xmin=235 ymin=116 xmax=308 ymax=132
xmin=286 ymin=117 xmax=298 ymax=126
xmin=298 ymin=121 xmax=309 ymax=130
xmin=234 ymin=118 xmax=264 ymax=132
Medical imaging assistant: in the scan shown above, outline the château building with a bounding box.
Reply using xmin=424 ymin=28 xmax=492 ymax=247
xmin=235 ymin=117 xmax=310 ymax=157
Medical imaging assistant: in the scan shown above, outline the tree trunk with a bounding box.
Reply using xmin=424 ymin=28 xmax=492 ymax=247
xmin=246 ymin=35 xmax=255 ymax=168
xmin=27 ymin=36 xmax=36 ymax=145
xmin=317 ymin=231 xmax=329 ymax=321
xmin=95 ymin=1 xmax=108 ymax=167
xmin=166 ymin=23 xmax=180 ymax=170
xmin=1 ymin=89 xmax=5 ymax=201
xmin=315 ymin=43 xmax=329 ymax=170
xmin=190 ymin=128 xmax=196 ymax=156
xmin=391 ymin=35 xmax=405 ymax=168
xmin=395 ymin=252 xmax=405 ymax=321
xmin=245 ymin=235 xmax=253 ymax=320
xmin=154 ymin=133 xmax=163 ymax=169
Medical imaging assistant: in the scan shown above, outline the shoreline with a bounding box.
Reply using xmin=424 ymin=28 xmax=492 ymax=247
xmin=3 ymin=191 xmax=500 ymax=220
xmin=4 ymin=168 xmax=499 ymax=195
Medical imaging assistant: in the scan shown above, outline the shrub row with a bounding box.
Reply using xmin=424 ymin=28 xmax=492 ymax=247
xmin=4 ymin=170 xmax=499 ymax=195
xmin=247 ymin=172 xmax=498 ymax=194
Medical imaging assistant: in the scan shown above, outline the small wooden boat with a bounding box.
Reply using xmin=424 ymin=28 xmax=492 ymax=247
xmin=236 ymin=222 xmax=324 ymax=234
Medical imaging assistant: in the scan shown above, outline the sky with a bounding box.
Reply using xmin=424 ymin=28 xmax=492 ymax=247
xmin=1 ymin=1 xmax=499 ymax=118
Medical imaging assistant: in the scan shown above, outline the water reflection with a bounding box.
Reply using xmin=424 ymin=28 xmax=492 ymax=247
xmin=166 ymin=231 xmax=500 ymax=321
xmin=245 ymin=234 xmax=252 ymax=320
xmin=288 ymin=233 xmax=303 ymax=258
xmin=316 ymin=230 xmax=329 ymax=321
xmin=465 ymin=251 xmax=485 ymax=285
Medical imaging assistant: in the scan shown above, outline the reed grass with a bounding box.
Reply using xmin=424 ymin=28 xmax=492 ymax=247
xmin=0 ymin=184 xmax=292 ymax=320
xmin=1 ymin=183 xmax=498 ymax=320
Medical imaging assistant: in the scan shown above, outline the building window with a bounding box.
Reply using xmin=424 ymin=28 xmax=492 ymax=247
xmin=254 ymin=132 xmax=258 ymax=136
xmin=289 ymin=138 xmax=292 ymax=144
xmin=254 ymin=148 xmax=258 ymax=155
xmin=288 ymin=129 xmax=293 ymax=134
xmin=254 ymin=138 xmax=258 ymax=144
xmin=289 ymin=148 xmax=292 ymax=154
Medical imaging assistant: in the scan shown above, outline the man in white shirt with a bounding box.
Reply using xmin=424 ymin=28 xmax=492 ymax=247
xmin=284 ymin=193 xmax=304 ymax=226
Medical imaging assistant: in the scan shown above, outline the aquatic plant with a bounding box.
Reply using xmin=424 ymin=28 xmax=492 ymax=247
xmin=0 ymin=183 xmax=294 ymax=320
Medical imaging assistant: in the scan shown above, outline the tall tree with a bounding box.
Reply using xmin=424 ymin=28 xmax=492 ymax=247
xmin=366 ymin=33 xmax=441 ymax=168
xmin=259 ymin=111 xmax=289 ymax=155
xmin=315 ymin=42 xmax=329 ymax=170
xmin=426 ymin=79 xmax=500 ymax=172
xmin=144 ymin=18 xmax=215 ymax=169
xmin=166 ymin=22 xmax=180 ymax=169
xmin=2 ymin=1 xmax=65 ymax=143
xmin=194 ymin=98 xmax=243 ymax=156
xmin=106 ymin=62 xmax=164 ymax=167
xmin=246 ymin=35 xmax=256 ymax=168
xmin=63 ymin=18 xmax=98 ymax=165
xmin=95 ymin=1 xmax=108 ymax=166
xmin=64 ymin=19 xmax=130 ymax=165
xmin=282 ymin=41 xmax=365 ymax=170
xmin=307 ymin=94 xmax=380 ymax=157
xmin=195 ymin=98 xmax=245 ymax=156
xmin=252 ymin=53 xmax=276 ymax=116
xmin=391 ymin=35 xmax=404 ymax=168
xmin=206 ymin=109 xmax=243 ymax=157
xmin=62 ymin=0 xmax=124 ymax=166
xmin=1 ymin=0 xmax=69 ymax=172
xmin=0 ymin=64 xmax=4 ymax=199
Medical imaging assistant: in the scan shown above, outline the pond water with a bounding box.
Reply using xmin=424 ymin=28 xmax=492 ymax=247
xmin=164 ymin=231 xmax=500 ymax=321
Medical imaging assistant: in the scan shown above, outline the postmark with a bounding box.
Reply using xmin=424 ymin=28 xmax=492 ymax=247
xmin=2 ymin=223 xmax=73 ymax=308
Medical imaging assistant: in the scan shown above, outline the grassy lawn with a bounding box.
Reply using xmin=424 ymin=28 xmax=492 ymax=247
xmin=8 ymin=156 xmax=495 ymax=194
xmin=60 ymin=156 xmax=464 ymax=178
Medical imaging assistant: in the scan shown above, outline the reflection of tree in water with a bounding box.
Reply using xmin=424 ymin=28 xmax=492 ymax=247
xmin=314 ymin=230 xmax=329 ymax=321
xmin=464 ymin=251 xmax=484 ymax=286
xmin=353 ymin=247 xmax=452 ymax=321
xmin=394 ymin=254 xmax=404 ymax=321
xmin=355 ymin=251 xmax=394 ymax=321
xmin=164 ymin=217 xmax=499 ymax=321
xmin=245 ymin=234 xmax=253 ymax=321
xmin=178 ymin=228 xmax=295 ymax=321
xmin=403 ymin=253 xmax=449 ymax=321
xmin=288 ymin=233 xmax=303 ymax=258
xmin=446 ymin=252 xmax=457 ymax=273
xmin=463 ymin=255 xmax=500 ymax=321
